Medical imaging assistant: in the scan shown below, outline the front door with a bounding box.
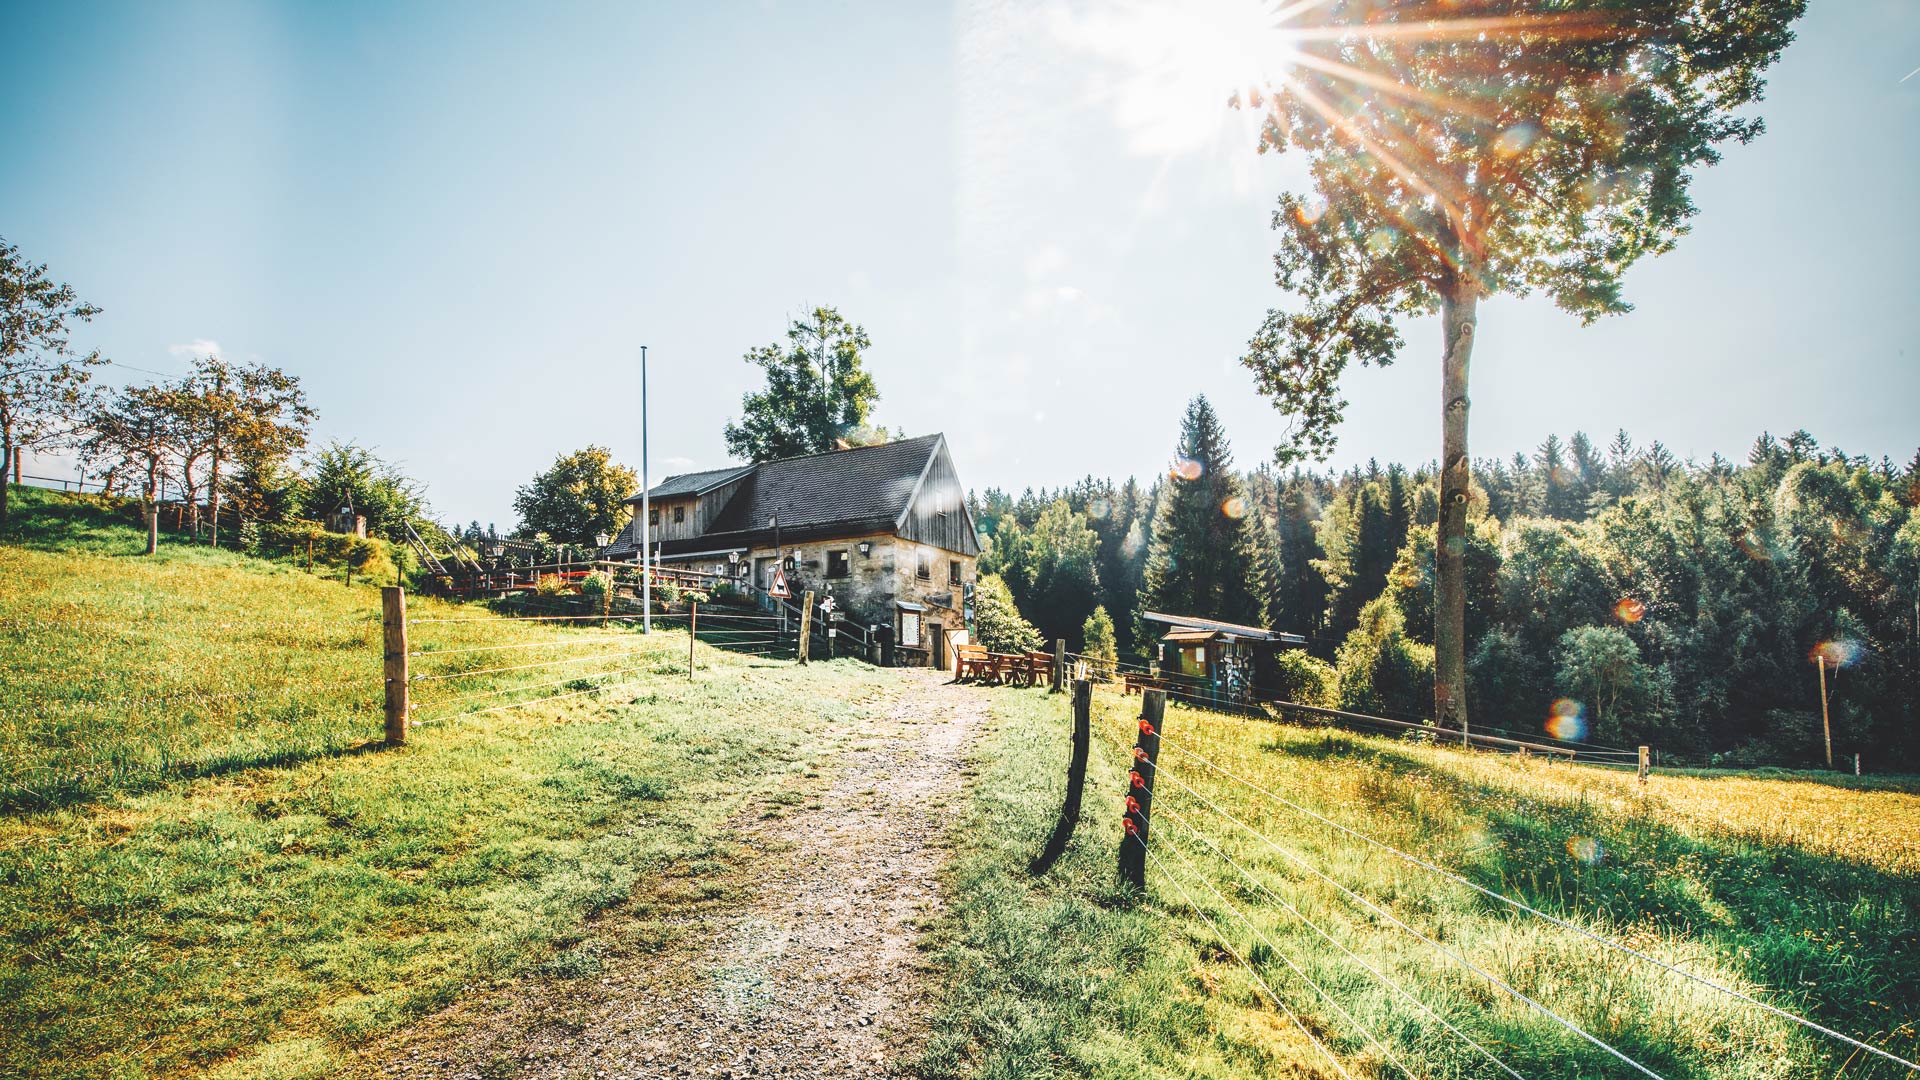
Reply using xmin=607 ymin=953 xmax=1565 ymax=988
xmin=930 ymin=622 xmax=944 ymax=669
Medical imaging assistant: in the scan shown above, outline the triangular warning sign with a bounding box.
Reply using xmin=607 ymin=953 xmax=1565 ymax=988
xmin=768 ymin=567 xmax=791 ymax=598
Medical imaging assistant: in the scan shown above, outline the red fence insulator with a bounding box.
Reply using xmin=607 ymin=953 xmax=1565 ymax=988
xmin=1123 ymin=817 xmax=1140 ymax=836
xmin=1129 ymin=770 xmax=1145 ymax=790
xmin=1138 ymin=719 xmax=1157 ymax=736
xmin=1125 ymin=795 xmax=1141 ymax=814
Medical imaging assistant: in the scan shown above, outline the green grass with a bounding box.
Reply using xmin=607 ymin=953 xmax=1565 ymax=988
xmin=921 ymin=685 xmax=1920 ymax=1079
xmin=0 ymin=486 xmax=901 ymax=1079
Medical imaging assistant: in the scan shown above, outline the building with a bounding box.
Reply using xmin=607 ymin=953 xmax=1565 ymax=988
xmin=601 ymin=434 xmax=982 ymax=664
xmin=1140 ymin=611 xmax=1307 ymax=706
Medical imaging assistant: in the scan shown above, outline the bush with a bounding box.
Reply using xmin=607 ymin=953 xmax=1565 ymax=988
xmin=710 ymin=582 xmax=739 ymax=604
xmin=1081 ymin=606 xmax=1118 ymax=680
xmin=657 ymin=581 xmax=682 ymax=606
xmin=535 ymin=574 xmax=569 ymax=597
xmin=578 ymin=571 xmax=612 ymax=598
xmin=973 ymin=574 xmax=1042 ymax=654
xmin=1335 ymin=596 xmax=1434 ymax=719
xmin=1269 ymin=650 xmax=1340 ymax=708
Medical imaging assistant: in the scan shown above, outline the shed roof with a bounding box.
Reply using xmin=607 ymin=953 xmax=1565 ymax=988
xmin=1162 ymin=629 xmax=1221 ymax=644
xmin=1142 ymin=611 xmax=1308 ymax=646
xmin=628 ymin=465 xmax=753 ymax=502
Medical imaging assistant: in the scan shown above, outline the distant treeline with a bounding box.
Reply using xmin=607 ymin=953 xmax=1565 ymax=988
xmin=973 ymin=413 xmax=1920 ymax=770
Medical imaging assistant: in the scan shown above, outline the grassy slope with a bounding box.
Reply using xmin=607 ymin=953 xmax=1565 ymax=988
xmin=923 ymin=686 xmax=1920 ymax=1079
xmin=0 ymin=487 xmax=899 ymax=1079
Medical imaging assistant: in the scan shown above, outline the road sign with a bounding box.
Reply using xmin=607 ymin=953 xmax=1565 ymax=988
xmin=769 ymin=567 xmax=790 ymax=599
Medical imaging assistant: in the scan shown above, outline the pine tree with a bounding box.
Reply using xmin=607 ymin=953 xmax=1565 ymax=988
xmin=1136 ymin=397 xmax=1268 ymax=642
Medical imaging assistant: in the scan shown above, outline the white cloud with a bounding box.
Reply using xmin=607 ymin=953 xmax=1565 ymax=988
xmin=167 ymin=338 xmax=224 ymax=360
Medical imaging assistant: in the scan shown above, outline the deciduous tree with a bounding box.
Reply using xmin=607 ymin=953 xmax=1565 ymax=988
xmin=724 ymin=307 xmax=887 ymax=462
xmin=0 ymin=239 xmax=105 ymax=527
xmin=1238 ymin=0 xmax=1805 ymax=739
xmin=512 ymin=445 xmax=638 ymax=548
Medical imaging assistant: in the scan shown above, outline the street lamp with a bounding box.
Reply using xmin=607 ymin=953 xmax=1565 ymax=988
xmin=595 ymin=531 xmax=611 ymax=549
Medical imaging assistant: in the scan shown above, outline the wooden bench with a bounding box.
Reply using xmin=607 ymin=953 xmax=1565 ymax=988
xmin=955 ymin=644 xmax=990 ymax=681
xmin=1123 ymin=673 xmax=1168 ymax=695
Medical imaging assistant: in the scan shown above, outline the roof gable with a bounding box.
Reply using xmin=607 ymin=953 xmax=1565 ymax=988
xmin=706 ymin=434 xmax=946 ymax=536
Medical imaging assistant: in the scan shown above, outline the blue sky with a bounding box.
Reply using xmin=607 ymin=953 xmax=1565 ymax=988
xmin=4 ymin=1 xmax=1915 ymax=528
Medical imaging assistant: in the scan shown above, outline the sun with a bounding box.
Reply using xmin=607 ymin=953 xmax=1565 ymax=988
xmin=1051 ymin=0 xmax=1307 ymax=157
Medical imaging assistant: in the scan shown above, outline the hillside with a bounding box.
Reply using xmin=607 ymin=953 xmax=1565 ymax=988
xmin=923 ymin=686 xmax=1920 ymax=1079
xmin=0 ymin=487 xmax=906 ymax=1079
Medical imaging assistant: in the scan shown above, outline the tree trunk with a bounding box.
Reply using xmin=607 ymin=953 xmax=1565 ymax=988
xmin=145 ymin=464 xmax=160 ymax=555
xmin=0 ymin=420 xmax=12 ymax=530
xmin=1435 ymin=283 xmax=1478 ymax=744
xmin=209 ymin=444 xmax=221 ymax=547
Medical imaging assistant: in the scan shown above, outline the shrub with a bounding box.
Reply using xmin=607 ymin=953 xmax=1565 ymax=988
xmin=1269 ymin=650 xmax=1340 ymax=708
xmin=578 ymin=571 xmax=612 ymax=598
xmin=1335 ymin=595 xmax=1434 ymax=719
xmin=1081 ymin=606 xmax=1118 ymax=681
xmin=684 ymin=589 xmax=709 ymax=606
xmin=710 ymin=582 xmax=738 ymax=604
xmin=535 ymin=574 xmax=568 ymax=597
xmin=657 ymin=581 xmax=682 ymax=606
xmin=973 ymin=574 xmax=1042 ymax=654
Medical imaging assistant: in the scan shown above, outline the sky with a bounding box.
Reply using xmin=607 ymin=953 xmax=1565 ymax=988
xmin=4 ymin=0 xmax=1916 ymax=529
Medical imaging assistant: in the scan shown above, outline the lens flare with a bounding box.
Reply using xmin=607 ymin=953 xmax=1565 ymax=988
xmin=1087 ymin=496 xmax=1112 ymax=520
xmin=1546 ymin=698 xmax=1587 ymax=742
xmin=1613 ymin=597 xmax=1645 ymax=623
xmin=1810 ymin=640 xmax=1863 ymax=668
xmin=1566 ymin=836 xmax=1605 ymax=865
xmin=1222 ymin=495 xmax=1247 ymax=519
xmin=1171 ymin=456 xmax=1204 ymax=482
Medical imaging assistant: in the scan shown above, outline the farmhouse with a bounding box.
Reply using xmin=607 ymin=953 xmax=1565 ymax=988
xmin=601 ymin=434 xmax=981 ymax=664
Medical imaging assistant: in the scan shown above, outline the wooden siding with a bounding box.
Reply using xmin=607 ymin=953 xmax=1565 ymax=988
xmin=897 ymin=441 xmax=981 ymax=556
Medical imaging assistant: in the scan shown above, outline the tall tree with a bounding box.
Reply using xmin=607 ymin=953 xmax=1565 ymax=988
xmin=177 ymin=354 xmax=313 ymax=546
xmin=78 ymin=385 xmax=178 ymax=554
xmin=723 ymin=307 xmax=886 ymax=462
xmin=1137 ymin=397 xmax=1267 ymax=642
xmin=299 ymin=442 xmax=427 ymax=543
xmin=512 ymin=445 xmax=638 ymax=548
xmin=1238 ymin=1 xmax=1804 ymax=736
xmin=0 ymin=239 xmax=105 ymax=528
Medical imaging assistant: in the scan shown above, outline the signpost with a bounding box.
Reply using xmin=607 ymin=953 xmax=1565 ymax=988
xmin=769 ymin=567 xmax=791 ymax=599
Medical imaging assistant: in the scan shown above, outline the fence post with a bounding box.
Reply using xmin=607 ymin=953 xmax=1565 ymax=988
xmin=1118 ymin=689 xmax=1167 ymax=894
xmin=797 ymin=590 xmax=814 ymax=664
xmin=1637 ymin=745 xmax=1649 ymax=789
xmin=688 ymin=600 xmax=698 ymax=681
xmin=382 ymin=586 xmax=409 ymax=746
xmin=1052 ymin=639 xmax=1065 ymax=693
xmin=1031 ymin=679 xmax=1093 ymax=876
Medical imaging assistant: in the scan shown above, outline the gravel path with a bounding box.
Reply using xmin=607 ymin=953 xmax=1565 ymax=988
xmin=358 ymin=669 xmax=983 ymax=1080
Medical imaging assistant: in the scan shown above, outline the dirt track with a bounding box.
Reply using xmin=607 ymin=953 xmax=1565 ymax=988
xmin=358 ymin=669 xmax=982 ymax=1079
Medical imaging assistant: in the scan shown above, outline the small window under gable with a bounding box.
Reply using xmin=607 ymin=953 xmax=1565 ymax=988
xmin=827 ymin=549 xmax=850 ymax=578
xmin=673 ymin=505 xmax=685 ymax=524
xmin=916 ymin=548 xmax=932 ymax=580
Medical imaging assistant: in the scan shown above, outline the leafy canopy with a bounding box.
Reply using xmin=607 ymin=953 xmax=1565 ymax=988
xmin=1241 ymin=0 xmax=1805 ymax=460
xmin=513 ymin=445 xmax=638 ymax=548
xmin=0 ymin=237 xmax=106 ymax=523
xmin=724 ymin=307 xmax=888 ymax=462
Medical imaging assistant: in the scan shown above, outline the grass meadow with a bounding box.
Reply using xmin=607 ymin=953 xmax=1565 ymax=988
xmin=0 ymin=486 xmax=899 ymax=1079
xmin=919 ymin=684 xmax=1920 ymax=1079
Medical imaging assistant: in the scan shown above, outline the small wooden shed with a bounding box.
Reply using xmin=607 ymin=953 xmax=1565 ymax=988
xmin=1142 ymin=611 xmax=1307 ymax=707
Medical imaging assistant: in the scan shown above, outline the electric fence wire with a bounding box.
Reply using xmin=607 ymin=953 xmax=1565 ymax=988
xmin=414 ymin=659 xmax=672 ymax=709
xmin=1129 ymin=831 xmax=1361 ymax=1080
xmin=409 ymin=645 xmax=683 ymax=682
xmin=1153 ymin=736 xmax=1920 ymax=1074
xmin=408 ymin=677 xmax=641 ymax=727
xmin=1146 ymin=807 xmax=1426 ymax=1080
xmin=1152 ymin=801 xmax=1530 ymax=1080
xmin=1143 ymin=755 xmax=1670 ymax=1080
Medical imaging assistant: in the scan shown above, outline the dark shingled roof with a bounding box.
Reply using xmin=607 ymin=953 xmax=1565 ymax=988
xmin=604 ymin=434 xmax=952 ymax=557
xmin=629 ymin=465 xmax=752 ymax=502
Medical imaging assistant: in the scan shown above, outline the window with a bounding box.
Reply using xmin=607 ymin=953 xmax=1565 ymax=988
xmin=916 ymin=549 xmax=932 ymax=580
xmin=827 ymin=549 xmax=850 ymax=579
xmin=648 ymin=508 xmax=658 ymax=526
xmin=948 ymin=560 xmax=962 ymax=586
xmin=673 ymin=505 xmax=685 ymax=524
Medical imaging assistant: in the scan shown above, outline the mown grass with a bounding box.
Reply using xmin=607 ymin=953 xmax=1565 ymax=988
xmin=0 ymin=486 xmax=901 ymax=1079
xmin=922 ymin=685 xmax=1920 ymax=1079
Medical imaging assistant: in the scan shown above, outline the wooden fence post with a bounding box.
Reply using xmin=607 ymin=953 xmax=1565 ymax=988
xmin=383 ymin=586 xmax=409 ymax=746
xmin=1637 ymin=745 xmax=1649 ymax=789
xmin=1031 ymin=679 xmax=1092 ymax=875
xmin=688 ymin=600 xmax=698 ymax=680
xmin=1118 ymin=689 xmax=1167 ymax=894
xmin=1052 ymin=639 xmax=1065 ymax=693
xmin=796 ymin=590 xmax=814 ymax=664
